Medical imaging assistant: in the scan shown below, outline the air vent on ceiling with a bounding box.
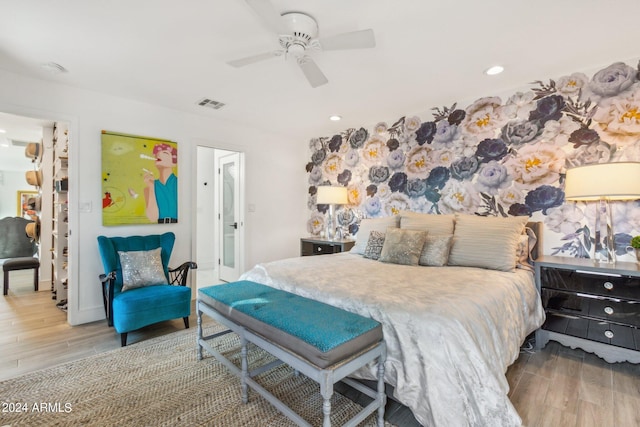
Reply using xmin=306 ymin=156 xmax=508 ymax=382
xmin=196 ymin=98 xmax=226 ymax=110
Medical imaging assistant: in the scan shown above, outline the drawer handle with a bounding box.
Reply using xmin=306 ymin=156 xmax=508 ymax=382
xmin=603 ymin=281 xmax=614 ymax=290
xmin=604 ymin=330 xmax=614 ymax=339
xmin=604 ymin=306 xmax=614 ymax=315
xmin=316 ymin=247 xmax=322 ymax=252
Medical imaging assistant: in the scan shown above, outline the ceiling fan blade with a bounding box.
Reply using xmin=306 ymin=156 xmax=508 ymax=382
xmin=227 ymin=51 xmax=281 ymax=68
xmin=318 ymin=29 xmax=376 ymax=50
xmin=298 ymin=57 xmax=328 ymax=88
xmin=245 ymin=0 xmax=288 ymax=34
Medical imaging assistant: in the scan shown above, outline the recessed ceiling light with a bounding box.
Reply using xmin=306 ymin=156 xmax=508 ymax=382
xmin=485 ymin=65 xmax=504 ymax=76
xmin=0 ymin=129 xmax=6 ymax=133
xmin=329 ymin=115 xmax=342 ymax=121
xmin=40 ymin=62 xmax=68 ymax=74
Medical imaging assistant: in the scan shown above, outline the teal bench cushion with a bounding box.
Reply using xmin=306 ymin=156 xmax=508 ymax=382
xmin=199 ymin=280 xmax=382 ymax=368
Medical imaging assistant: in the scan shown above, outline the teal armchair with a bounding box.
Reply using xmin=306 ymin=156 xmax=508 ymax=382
xmin=97 ymin=232 xmax=196 ymax=346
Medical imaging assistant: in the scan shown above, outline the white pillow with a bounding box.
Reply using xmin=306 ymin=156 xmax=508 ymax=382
xmin=448 ymin=214 xmax=528 ymax=272
xmin=399 ymin=211 xmax=455 ymax=236
xmin=351 ymin=216 xmax=400 ymax=255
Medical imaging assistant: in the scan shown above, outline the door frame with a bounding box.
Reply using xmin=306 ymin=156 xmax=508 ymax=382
xmin=191 ymin=141 xmax=245 ymax=288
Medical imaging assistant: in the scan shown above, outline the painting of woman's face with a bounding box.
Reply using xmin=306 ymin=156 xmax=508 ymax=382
xmin=155 ymin=149 xmax=175 ymax=168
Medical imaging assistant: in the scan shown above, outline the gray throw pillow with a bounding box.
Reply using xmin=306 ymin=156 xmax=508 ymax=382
xmin=419 ymin=235 xmax=453 ymax=267
xmin=378 ymin=228 xmax=427 ymax=266
xmin=118 ymin=247 xmax=167 ymax=291
xmin=363 ymin=230 xmax=386 ymax=260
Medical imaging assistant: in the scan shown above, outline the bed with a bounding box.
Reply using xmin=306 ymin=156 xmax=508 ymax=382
xmin=240 ymin=213 xmax=545 ymax=426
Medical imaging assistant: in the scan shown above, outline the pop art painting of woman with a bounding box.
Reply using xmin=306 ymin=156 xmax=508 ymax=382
xmin=101 ymin=131 xmax=178 ymax=225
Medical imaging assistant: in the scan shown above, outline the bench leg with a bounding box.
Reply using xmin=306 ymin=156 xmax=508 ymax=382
xmin=320 ymin=378 xmax=333 ymax=427
xmin=377 ymin=353 xmax=386 ymax=427
xmin=196 ymin=301 xmax=203 ymax=361
xmin=240 ymin=334 xmax=249 ymax=404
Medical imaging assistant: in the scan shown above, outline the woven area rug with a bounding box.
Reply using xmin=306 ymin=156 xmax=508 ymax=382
xmin=0 ymin=322 xmax=391 ymax=426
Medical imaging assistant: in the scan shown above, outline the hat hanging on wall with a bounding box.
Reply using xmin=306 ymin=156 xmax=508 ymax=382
xmin=25 ymin=142 xmax=43 ymax=160
xmin=25 ymin=217 xmax=41 ymax=243
xmin=25 ymin=169 xmax=43 ymax=187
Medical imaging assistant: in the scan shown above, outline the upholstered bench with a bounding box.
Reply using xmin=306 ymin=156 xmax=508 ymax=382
xmin=197 ymin=280 xmax=386 ymax=427
xmin=3 ymin=257 xmax=40 ymax=296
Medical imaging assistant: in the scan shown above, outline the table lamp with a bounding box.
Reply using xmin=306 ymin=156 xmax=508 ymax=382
xmin=316 ymin=186 xmax=348 ymax=240
xmin=564 ymin=162 xmax=640 ymax=263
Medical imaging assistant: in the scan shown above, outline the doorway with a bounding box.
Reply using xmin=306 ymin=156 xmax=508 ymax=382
xmin=194 ymin=145 xmax=245 ymax=288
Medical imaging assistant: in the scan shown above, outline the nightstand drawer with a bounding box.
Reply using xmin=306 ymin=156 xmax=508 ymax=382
xmin=542 ymin=289 xmax=640 ymax=327
xmin=300 ymin=238 xmax=355 ymax=257
xmin=543 ymin=313 xmax=640 ymax=351
xmin=540 ymin=266 xmax=640 ymax=299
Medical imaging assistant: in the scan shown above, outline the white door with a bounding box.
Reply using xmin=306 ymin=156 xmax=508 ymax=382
xmin=218 ymin=152 xmax=242 ymax=282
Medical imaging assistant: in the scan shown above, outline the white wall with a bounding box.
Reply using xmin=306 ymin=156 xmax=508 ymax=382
xmin=0 ymin=69 xmax=308 ymax=325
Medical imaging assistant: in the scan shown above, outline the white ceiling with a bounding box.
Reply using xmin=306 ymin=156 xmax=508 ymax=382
xmin=1 ymin=0 xmax=640 ymax=149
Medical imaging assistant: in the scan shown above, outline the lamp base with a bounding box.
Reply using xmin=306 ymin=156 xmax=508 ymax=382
xmin=593 ymin=198 xmax=615 ymax=264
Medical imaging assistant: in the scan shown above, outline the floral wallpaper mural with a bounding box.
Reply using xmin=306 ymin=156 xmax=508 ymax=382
xmin=306 ymin=59 xmax=640 ymax=260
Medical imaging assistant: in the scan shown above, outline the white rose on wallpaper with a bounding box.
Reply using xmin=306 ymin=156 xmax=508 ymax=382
xmin=506 ymin=143 xmax=565 ymax=190
xmin=439 ymin=180 xmax=480 ymax=214
xmin=307 ymin=212 xmax=325 ymax=235
xmin=374 ymin=122 xmax=388 ymax=135
xmin=309 ymin=137 xmax=323 ymax=151
xmin=362 ymin=135 xmax=389 ymax=166
xmin=405 ymin=145 xmax=432 ymax=179
xmin=432 ymin=120 xmax=460 ymax=146
xmin=404 ymin=116 xmax=421 ymax=133
xmin=606 ymin=202 xmax=640 ymax=234
xmin=556 ymin=72 xmax=589 ymax=98
xmin=363 ymin=196 xmax=383 ymax=217
xmin=375 ymin=183 xmax=392 ymax=200
xmin=384 ymin=193 xmax=411 ymax=216
xmin=565 ymin=141 xmax=612 ymax=167
xmin=581 ymin=62 xmax=638 ymax=102
xmin=308 ymin=165 xmax=323 ymax=185
xmin=545 ymin=204 xmax=585 ymax=234
xmin=409 ymin=196 xmax=433 ymax=213
xmin=430 ymin=148 xmax=459 ymax=168
xmin=386 ymin=149 xmax=405 ymax=170
xmin=497 ymin=185 xmax=526 ymax=207
xmin=345 ymin=148 xmax=360 ymax=167
xmin=592 ymin=87 xmax=640 ymax=147
xmin=475 ymin=161 xmax=511 ymax=195
xmin=460 ymin=96 xmax=508 ymax=139
xmin=542 ymin=116 xmax=581 ymax=147
xmin=323 ymin=153 xmax=343 ymax=179
xmin=619 ymin=140 xmax=640 ymax=161
xmin=504 ymin=91 xmax=536 ymax=120
xmin=347 ymin=183 xmax=366 ymax=206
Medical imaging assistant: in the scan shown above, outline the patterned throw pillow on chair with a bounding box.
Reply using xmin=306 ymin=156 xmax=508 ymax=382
xmin=118 ymin=247 xmax=167 ymax=291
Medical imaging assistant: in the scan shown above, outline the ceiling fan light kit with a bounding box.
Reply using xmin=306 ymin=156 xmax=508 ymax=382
xmin=229 ymin=0 xmax=376 ymax=88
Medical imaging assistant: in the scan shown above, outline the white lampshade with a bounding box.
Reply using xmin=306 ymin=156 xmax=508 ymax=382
xmin=316 ymin=186 xmax=348 ymax=205
xmin=565 ymin=162 xmax=640 ymax=201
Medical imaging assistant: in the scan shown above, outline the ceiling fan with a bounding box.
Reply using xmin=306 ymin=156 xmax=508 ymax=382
xmin=228 ymin=0 xmax=376 ymax=88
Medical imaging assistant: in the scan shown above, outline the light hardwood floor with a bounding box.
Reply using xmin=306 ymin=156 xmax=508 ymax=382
xmin=1 ymin=270 xmax=639 ymax=426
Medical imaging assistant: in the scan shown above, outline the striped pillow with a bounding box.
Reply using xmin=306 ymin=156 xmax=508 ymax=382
xmin=447 ymin=214 xmax=528 ymax=272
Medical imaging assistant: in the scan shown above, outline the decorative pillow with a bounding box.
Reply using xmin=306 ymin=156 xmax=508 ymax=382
xmin=351 ymin=216 xmax=400 ymax=255
xmin=448 ymin=214 xmax=528 ymax=272
xmin=118 ymin=247 xmax=167 ymax=291
xmin=378 ymin=228 xmax=427 ymax=266
xmin=516 ymin=227 xmax=537 ymax=271
xmin=363 ymin=231 xmax=386 ymax=260
xmin=399 ymin=211 xmax=455 ymax=236
xmin=419 ymin=235 xmax=453 ymax=267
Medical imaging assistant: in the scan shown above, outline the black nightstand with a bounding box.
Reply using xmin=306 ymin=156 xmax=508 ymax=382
xmin=300 ymin=237 xmax=355 ymax=256
xmin=535 ymin=255 xmax=640 ymax=363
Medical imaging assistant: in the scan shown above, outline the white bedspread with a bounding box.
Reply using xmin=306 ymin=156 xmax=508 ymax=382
xmin=240 ymin=252 xmax=545 ymax=427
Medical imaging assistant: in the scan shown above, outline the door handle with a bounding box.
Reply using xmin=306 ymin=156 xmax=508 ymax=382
xmin=228 ymin=222 xmax=238 ymax=229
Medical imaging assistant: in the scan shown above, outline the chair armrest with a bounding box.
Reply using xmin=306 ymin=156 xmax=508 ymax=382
xmin=169 ymin=261 xmax=198 ymax=286
xmin=99 ymin=271 xmax=116 ymax=326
